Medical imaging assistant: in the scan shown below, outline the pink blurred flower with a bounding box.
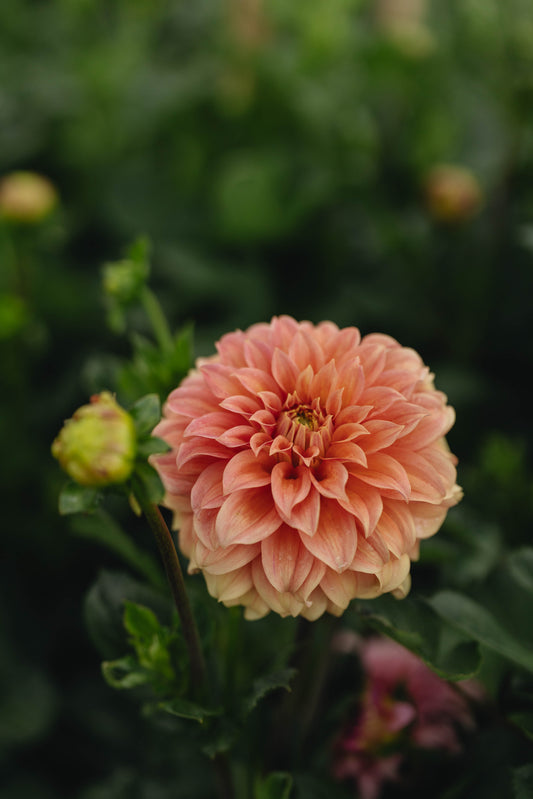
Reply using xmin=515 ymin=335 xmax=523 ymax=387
xmin=153 ymin=316 xmax=461 ymax=619
xmin=333 ymin=638 xmax=477 ymax=799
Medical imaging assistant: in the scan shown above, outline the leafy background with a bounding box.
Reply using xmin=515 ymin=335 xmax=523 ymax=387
xmin=1 ymin=0 xmax=533 ymax=797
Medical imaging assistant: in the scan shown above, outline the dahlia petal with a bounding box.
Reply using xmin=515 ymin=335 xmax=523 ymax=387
xmin=358 ymin=342 xmax=387 ymax=384
xmin=300 ymin=498 xmax=357 ymax=572
xmin=272 ymin=348 xmax=300 ymax=393
xmin=194 ymin=540 xmax=260 ymax=574
xmin=215 ymin=331 xmax=248 ymax=366
xmin=325 ymin=388 xmax=344 ymax=416
xmin=219 ymin=394 xmax=261 ymax=418
xmin=271 ymin=461 xmax=312 ymax=518
xmin=311 ymin=360 xmax=338 ymax=406
xmin=350 ymin=453 xmax=411 ymax=500
xmin=165 ymin=390 xmax=217 ymax=419
xmin=320 ymin=568 xmax=360 ymax=609
xmin=400 ymin=406 xmax=455 ymax=450
xmin=335 ymin=359 xmax=365 ymax=406
xmin=248 ymin=409 xmax=277 ymax=432
xmin=295 ymin=364 xmax=314 ymax=399
xmin=269 ymin=435 xmax=292 ymax=458
xmin=326 ymin=441 xmax=368 ymax=466
xmin=289 ymin=329 xmax=324 ymax=372
xmin=177 ymin=437 xmax=231 ymax=468
xmin=389 ymin=448 xmax=447 ymax=502
xmin=217 ymin=425 xmax=255 ymax=448
xmin=358 ymin=420 xmax=405 ymax=453
xmin=204 ymin=566 xmax=253 ymax=603
xmin=296 ymin=557 xmax=327 ymax=601
xmin=375 ymin=503 xmax=416 ymax=558
xmin=408 ymin=501 xmax=448 ymax=539
xmin=243 ymin=338 xmax=273 ymax=371
xmin=201 ymin=363 xmax=246 ymax=399
xmin=377 ymin=553 xmax=411 ymax=593
xmin=351 ymin=534 xmax=388 ymax=573
xmin=270 ymin=315 xmax=300 ymax=349
xmin=340 ymin=477 xmax=383 ymax=536
xmin=215 ymin=487 xmax=282 ymax=546
xmin=258 ymin=390 xmax=282 ymax=413
xmin=290 ymin=488 xmax=321 ymax=536
xmin=190 ymin=462 xmax=225 ymax=511
xmin=251 ymin=558 xmax=306 ymax=617
xmin=310 ymin=460 xmax=349 ymax=501
xmin=236 ymin=367 xmax=281 ymax=397
xmin=222 ymin=449 xmax=272 ymax=495
xmin=300 ymin=587 xmax=329 ymax=620
xmin=242 ymin=590 xmax=271 ymax=620
xmin=184 ymin=411 xmax=242 ymax=440
xmin=261 ymin=524 xmax=315 ymax=593
xmin=332 ymin=422 xmax=368 ymax=443
xmin=193 ymin=507 xmax=219 ymax=549
xmin=250 ymin=431 xmax=271 ymax=457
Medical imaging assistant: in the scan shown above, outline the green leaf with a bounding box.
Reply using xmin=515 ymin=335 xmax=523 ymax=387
xmin=507 ymin=548 xmax=533 ymax=595
xmin=123 ymin=601 xmax=161 ymax=640
xmin=355 ymin=594 xmax=481 ymax=680
xmin=70 ymin=511 xmax=164 ymax=589
xmin=513 ymin=765 xmax=533 ymax=799
xmin=158 ymin=698 xmax=222 ymax=724
xmin=102 ymin=656 xmax=151 ymax=689
xmin=84 ymin=570 xmax=170 ymax=659
xmin=255 ymin=772 xmax=293 ymax=799
xmin=136 ymin=436 xmax=170 ymax=458
xmin=131 ymin=462 xmax=166 ymax=505
xmin=242 ymin=668 xmax=297 ymax=718
xmin=129 ymin=394 xmax=161 ymax=437
xmin=58 ymin=482 xmax=100 ymax=515
xmin=429 ymin=591 xmax=533 ymax=673
xmin=127 ymin=235 xmax=150 ymax=267
xmin=508 ymin=712 xmax=533 ymax=743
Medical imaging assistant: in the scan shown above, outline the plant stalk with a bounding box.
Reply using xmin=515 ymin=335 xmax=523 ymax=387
xmin=139 ymin=497 xmax=207 ymax=699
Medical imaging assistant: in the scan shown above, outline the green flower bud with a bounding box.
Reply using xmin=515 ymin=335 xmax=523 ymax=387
xmin=423 ymin=164 xmax=483 ymax=224
xmin=52 ymin=392 xmax=136 ymax=487
xmin=0 ymin=171 xmax=58 ymax=224
xmin=102 ymin=258 xmax=149 ymax=305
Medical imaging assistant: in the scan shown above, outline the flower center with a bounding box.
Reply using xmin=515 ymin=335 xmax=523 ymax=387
xmin=289 ymin=405 xmax=319 ymax=431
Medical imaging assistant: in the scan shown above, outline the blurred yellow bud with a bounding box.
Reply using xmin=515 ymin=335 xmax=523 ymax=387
xmin=52 ymin=392 xmax=136 ymax=487
xmin=423 ymin=165 xmax=483 ymax=224
xmin=0 ymin=171 xmax=58 ymax=224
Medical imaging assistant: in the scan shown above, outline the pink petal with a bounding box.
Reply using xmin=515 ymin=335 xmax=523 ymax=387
xmin=184 ymin=411 xmax=241 ymax=440
xmin=235 ymin=367 xmax=281 ymax=397
xmin=219 ymin=394 xmax=261 ymax=417
xmin=217 ymin=425 xmax=255 ymax=448
xmin=289 ymin=329 xmax=324 ymax=372
xmin=243 ymin=338 xmax=273 ymax=371
xmin=310 ymin=460 xmax=349 ymax=501
xmin=339 ymin=477 xmax=383 ymax=536
xmin=222 ymin=449 xmax=272 ymax=493
xmin=260 ymin=524 xmax=315 ymax=593
xmin=271 ymin=348 xmax=300 ymax=393
xmin=194 ymin=540 xmax=260 ymax=574
xmin=326 ymin=441 xmax=368 ymax=467
xmin=271 ymin=461 xmax=312 ymax=518
xmin=300 ymin=498 xmax=357 ymax=571
xmin=201 ymin=363 xmax=246 ymax=399
xmin=215 ymin=487 xmax=282 ymax=546
xmin=358 ymin=420 xmax=405 ymax=453
xmin=289 ymin=488 xmax=321 ymax=535
xmin=349 ymin=452 xmax=411 ymax=500
xmin=190 ymin=462 xmax=225 ymax=511
xmin=176 ymin=437 xmax=230 ymax=469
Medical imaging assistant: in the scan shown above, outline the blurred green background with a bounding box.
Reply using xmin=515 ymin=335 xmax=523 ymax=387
xmin=2 ymin=0 xmax=533 ymax=796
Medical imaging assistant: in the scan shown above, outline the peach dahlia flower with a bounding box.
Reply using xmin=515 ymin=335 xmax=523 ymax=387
xmin=152 ymin=316 xmax=461 ymax=620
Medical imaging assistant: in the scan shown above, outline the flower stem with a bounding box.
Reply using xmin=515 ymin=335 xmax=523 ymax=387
xmin=140 ymin=286 xmax=174 ymax=353
xmin=138 ymin=496 xmax=207 ymax=699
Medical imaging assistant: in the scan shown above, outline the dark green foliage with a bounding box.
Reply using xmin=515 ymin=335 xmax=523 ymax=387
xmin=3 ymin=0 xmax=533 ymax=796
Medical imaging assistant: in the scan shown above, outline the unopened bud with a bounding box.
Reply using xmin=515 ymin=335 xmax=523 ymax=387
xmin=102 ymin=259 xmax=149 ymax=305
xmin=0 ymin=171 xmax=58 ymax=224
xmin=424 ymin=164 xmax=483 ymax=224
xmin=52 ymin=392 xmax=136 ymax=487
